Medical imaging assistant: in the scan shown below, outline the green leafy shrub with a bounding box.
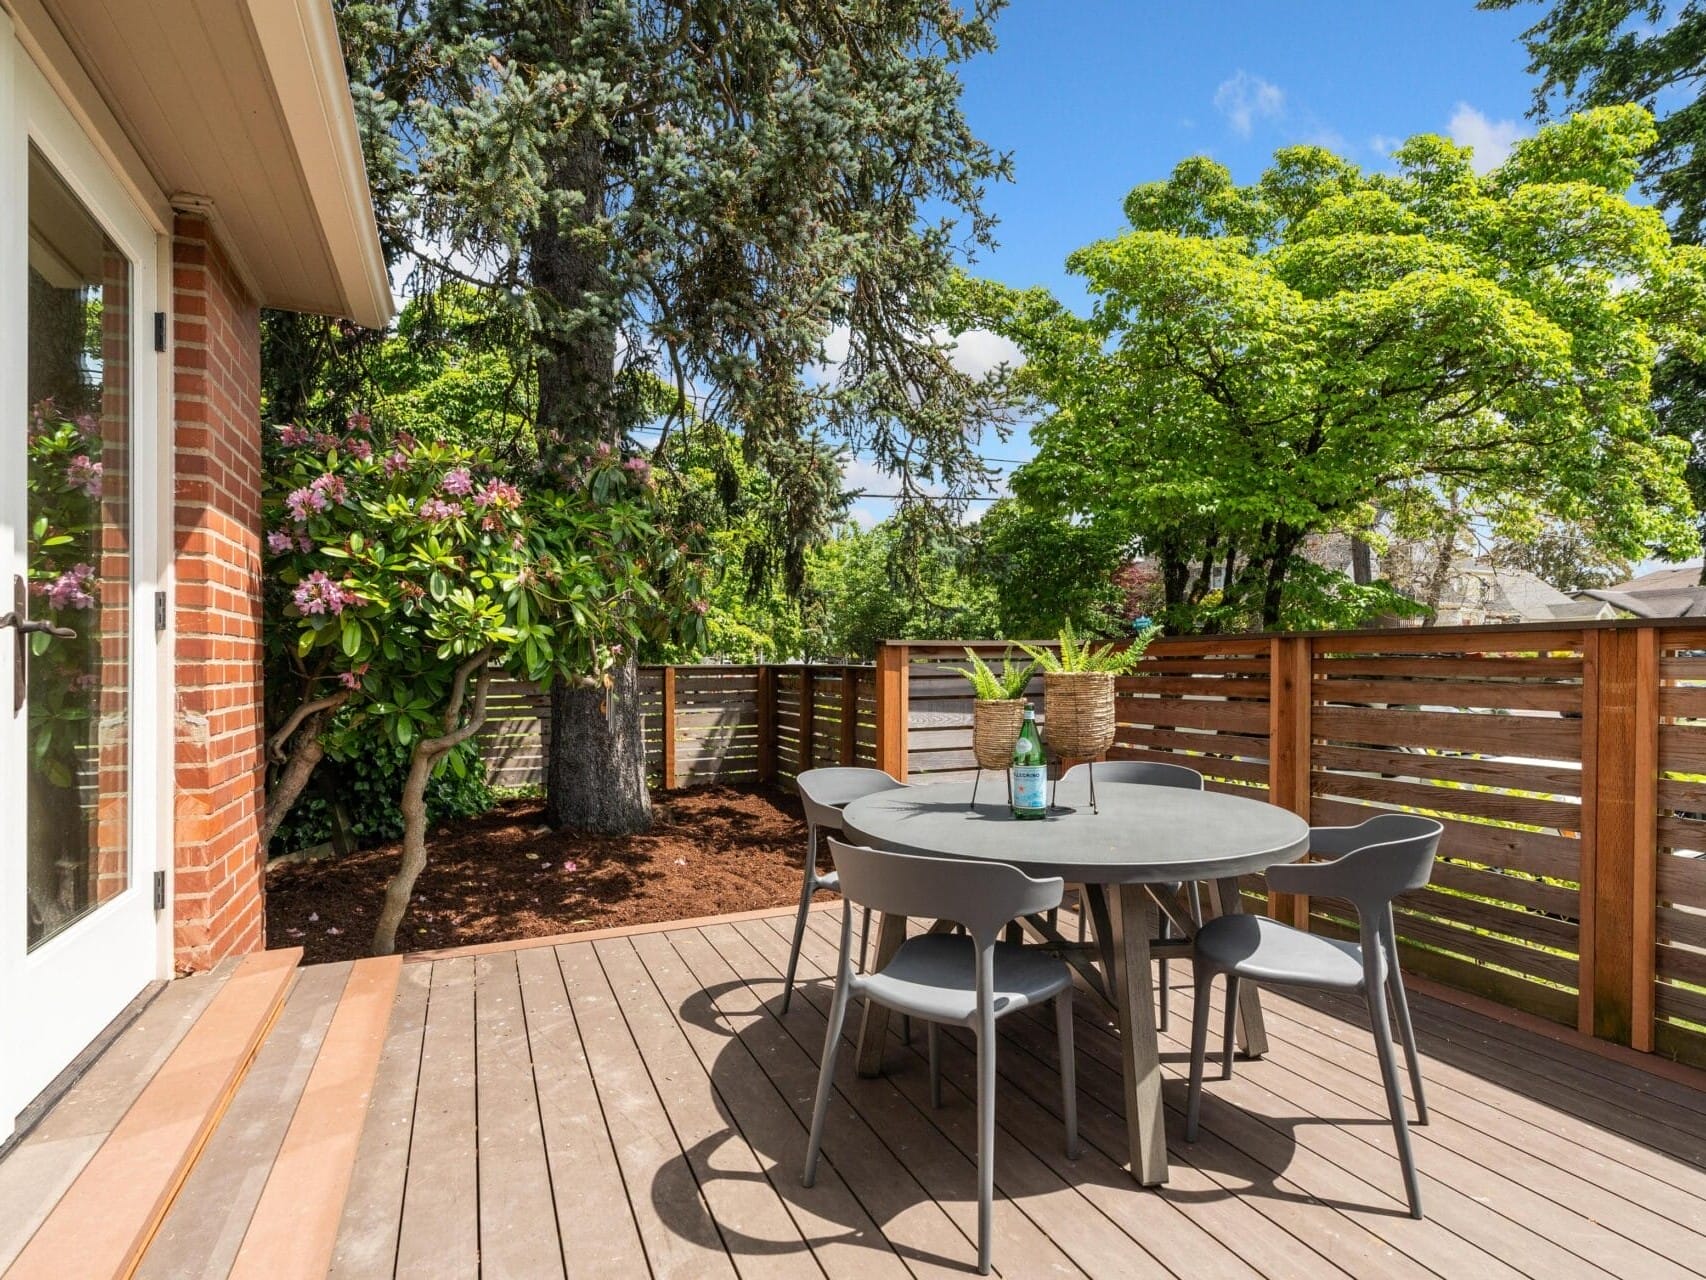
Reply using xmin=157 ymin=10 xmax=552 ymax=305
xmin=1021 ymin=620 xmax=1162 ymax=676
xmin=269 ymin=737 xmax=493 ymax=856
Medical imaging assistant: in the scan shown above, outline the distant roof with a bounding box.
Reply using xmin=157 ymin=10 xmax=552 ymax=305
xmin=1581 ymin=588 xmax=1706 ymax=619
xmin=1609 ymin=564 xmax=1705 ymax=592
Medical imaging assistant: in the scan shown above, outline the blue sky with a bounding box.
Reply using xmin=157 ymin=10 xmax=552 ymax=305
xmin=844 ymin=0 xmax=1551 ymax=526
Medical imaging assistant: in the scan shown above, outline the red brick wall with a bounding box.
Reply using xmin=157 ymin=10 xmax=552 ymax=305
xmin=170 ymin=214 xmax=265 ymax=972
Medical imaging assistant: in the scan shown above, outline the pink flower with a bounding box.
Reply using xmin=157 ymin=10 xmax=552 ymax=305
xmin=293 ymin=571 xmax=351 ymax=616
xmin=442 ymin=468 xmax=474 ymax=496
xmin=690 ymin=598 xmax=709 ymax=615
xmin=66 ymin=454 xmax=102 ymax=498
xmin=33 ymin=563 xmax=96 ymax=610
xmin=345 ymin=411 xmax=372 ymax=433
xmin=418 ymin=498 xmax=463 ymax=520
xmin=622 ymin=456 xmax=650 ymax=475
xmin=266 ymin=530 xmax=295 ymax=555
xmin=382 ymin=451 xmax=409 ymax=476
xmin=297 ymin=533 xmax=314 ymax=553
xmin=596 ymin=442 xmax=612 ymax=457
xmin=345 ymin=437 xmax=373 ymax=461
xmin=312 ymin=431 xmax=340 ymax=453
xmin=339 ymin=664 xmax=368 ymax=690
xmin=285 ymin=487 xmax=328 ymax=521
xmin=473 ymin=479 xmax=522 ymax=511
xmin=310 ymin=473 xmax=347 ymax=504
xmin=277 ymin=424 xmax=310 ymax=447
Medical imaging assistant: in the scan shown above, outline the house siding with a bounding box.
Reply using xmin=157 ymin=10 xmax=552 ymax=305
xmin=169 ymin=214 xmax=266 ymax=972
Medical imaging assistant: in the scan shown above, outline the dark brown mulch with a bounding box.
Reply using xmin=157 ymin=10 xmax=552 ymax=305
xmin=265 ymin=784 xmax=811 ymax=964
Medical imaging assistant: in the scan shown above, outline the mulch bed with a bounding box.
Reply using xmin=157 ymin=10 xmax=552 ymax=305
xmin=265 ymin=784 xmax=813 ymax=964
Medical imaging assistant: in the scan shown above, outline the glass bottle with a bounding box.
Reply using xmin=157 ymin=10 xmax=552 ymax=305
xmin=1011 ymin=706 xmax=1048 ymax=820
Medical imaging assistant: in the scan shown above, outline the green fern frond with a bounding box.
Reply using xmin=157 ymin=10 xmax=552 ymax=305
xmin=954 ymin=647 xmax=1036 ymax=700
xmin=1020 ymin=621 xmax=1164 ymax=676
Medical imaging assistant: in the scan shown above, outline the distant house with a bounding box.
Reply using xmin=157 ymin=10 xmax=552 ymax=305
xmin=1431 ymin=561 xmax=1618 ymax=626
xmin=1577 ymin=564 xmax=1706 ymax=619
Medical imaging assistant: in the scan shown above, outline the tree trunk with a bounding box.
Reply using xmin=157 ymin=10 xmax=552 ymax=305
xmin=259 ymin=692 xmax=348 ymax=853
xmin=1351 ymin=537 xmax=1374 ymax=585
xmin=544 ymin=657 xmax=652 ymax=834
xmin=373 ymin=655 xmax=492 ymax=955
xmin=526 ymin=85 xmax=654 ymax=832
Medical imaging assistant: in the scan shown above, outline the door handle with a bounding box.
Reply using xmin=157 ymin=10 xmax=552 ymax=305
xmin=2 ymin=616 xmax=78 ymax=639
xmin=6 ymin=575 xmax=77 ymax=714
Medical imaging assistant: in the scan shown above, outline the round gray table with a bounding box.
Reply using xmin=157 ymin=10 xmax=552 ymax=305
xmin=840 ymin=778 xmax=1311 ymax=1185
xmin=841 ymin=780 xmax=1311 ymax=885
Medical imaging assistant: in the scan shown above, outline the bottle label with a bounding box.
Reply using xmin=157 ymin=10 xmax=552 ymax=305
xmin=1012 ymin=764 xmax=1047 ymax=814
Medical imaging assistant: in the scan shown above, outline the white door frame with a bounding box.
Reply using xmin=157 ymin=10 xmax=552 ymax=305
xmin=0 ymin=19 xmax=171 ymax=1135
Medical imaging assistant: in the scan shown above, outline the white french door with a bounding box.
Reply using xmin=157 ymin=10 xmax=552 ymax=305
xmin=0 ymin=27 xmax=167 ymax=1135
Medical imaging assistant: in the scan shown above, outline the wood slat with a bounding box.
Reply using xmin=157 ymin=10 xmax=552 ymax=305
xmin=1313 ymin=705 xmax=1582 ymax=760
xmin=1314 ymin=678 xmax=1581 ymax=713
xmin=231 ymin=957 xmax=402 ymax=1280
xmin=5 ymin=950 xmax=301 ymax=1280
xmin=1310 ymin=770 xmax=1582 ymax=830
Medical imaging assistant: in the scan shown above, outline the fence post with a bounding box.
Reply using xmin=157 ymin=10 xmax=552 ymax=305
xmin=1267 ymin=635 xmax=1313 ymax=928
xmin=800 ymin=667 xmax=816 ymax=773
xmin=840 ymin=667 xmax=858 ymax=765
xmin=1580 ymin=626 xmax=1659 ymax=1047
xmin=876 ymin=642 xmax=909 ymax=782
xmin=660 ymin=665 xmax=677 ymax=791
xmin=756 ymin=665 xmax=776 ymax=783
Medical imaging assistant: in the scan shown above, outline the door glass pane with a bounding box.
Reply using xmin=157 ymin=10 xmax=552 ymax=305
xmin=25 ymin=146 xmax=131 ymax=949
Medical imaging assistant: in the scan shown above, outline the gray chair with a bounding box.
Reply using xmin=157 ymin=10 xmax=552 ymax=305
xmin=1185 ymin=812 xmax=1444 ymax=1218
xmin=803 ymin=838 xmax=1079 ymax=1276
xmin=1060 ymin=760 xmax=1204 ymax=1029
xmin=783 ymin=767 xmax=907 ymax=1015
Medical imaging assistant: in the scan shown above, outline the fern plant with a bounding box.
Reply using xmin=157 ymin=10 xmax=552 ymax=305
xmin=1021 ymin=620 xmax=1162 ymax=676
xmin=954 ymin=648 xmax=1036 ymax=701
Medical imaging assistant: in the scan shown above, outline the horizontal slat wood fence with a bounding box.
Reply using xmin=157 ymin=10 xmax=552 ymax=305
xmin=477 ymin=664 xmax=877 ymax=792
xmin=479 ymin=622 xmax=1706 ymax=1069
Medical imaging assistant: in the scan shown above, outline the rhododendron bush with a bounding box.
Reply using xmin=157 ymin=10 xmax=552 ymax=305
xmin=262 ymin=414 xmax=708 ymax=953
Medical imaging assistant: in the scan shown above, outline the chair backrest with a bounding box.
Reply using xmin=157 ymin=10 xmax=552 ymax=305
xmin=1283 ymin=813 xmax=1444 ymax=916
xmin=796 ymin=767 xmax=906 ymax=831
xmin=1060 ymin=760 xmax=1203 ymax=791
xmin=827 ymin=837 xmax=1063 ymax=946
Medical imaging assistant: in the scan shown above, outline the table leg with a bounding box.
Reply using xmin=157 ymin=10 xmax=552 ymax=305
xmin=856 ymin=912 xmax=909 ymax=1076
xmin=1214 ymin=877 xmax=1269 ymax=1058
xmin=1109 ymin=883 xmax=1167 ymax=1184
xmin=1083 ymin=884 xmax=1118 ymax=999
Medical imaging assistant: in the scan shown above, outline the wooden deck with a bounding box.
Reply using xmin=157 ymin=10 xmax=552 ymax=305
xmin=6 ymin=902 xmax=1706 ymax=1278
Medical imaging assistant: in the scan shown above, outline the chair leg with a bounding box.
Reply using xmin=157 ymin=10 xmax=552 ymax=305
xmin=1221 ymin=974 xmax=1240 ymax=1080
xmin=1366 ymin=979 xmax=1424 ymax=1218
xmin=802 ymin=973 xmax=852 ymax=1187
xmin=1387 ymin=962 xmax=1428 ymax=1125
xmin=1185 ymin=968 xmax=1215 ymax=1141
xmin=927 ymin=1021 xmax=942 ymax=1109
xmin=783 ymin=857 xmax=817 ymax=1016
xmin=1055 ymin=990 xmax=1079 ymax=1159
xmin=902 ymin=1015 xmax=912 ymax=1046
xmin=975 ymin=1004 xmax=997 ymax=1275
xmin=1158 ymin=911 xmax=1172 ymax=1033
xmin=859 ymin=906 xmax=872 ymax=973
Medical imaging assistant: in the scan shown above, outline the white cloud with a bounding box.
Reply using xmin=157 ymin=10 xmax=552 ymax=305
xmin=946 ymin=328 xmax=1024 ymax=378
xmin=1448 ymin=103 xmax=1525 ymax=173
xmin=1369 ymin=133 xmax=1402 ymax=156
xmin=1214 ymin=72 xmax=1285 ymax=138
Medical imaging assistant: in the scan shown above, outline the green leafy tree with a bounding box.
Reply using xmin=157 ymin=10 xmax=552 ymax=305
xmin=337 ymin=0 xmax=1014 ymax=831
xmin=804 ymin=520 xmax=999 ymax=658
xmin=261 ymin=419 xmax=707 ymax=952
xmin=1487 ymin=0 xmax=1706 ymax=572
xmin=968 ymin=498 xmax=1134 ymax=639
xmin=964 ymin=109 xmax=1706 ymax=632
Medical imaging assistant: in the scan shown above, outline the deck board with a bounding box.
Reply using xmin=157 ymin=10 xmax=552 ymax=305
xmin=13 ymin=901 xmax=1706 ymax=1280
xmin=0 ymin=960 xmax=235 ymax=1273
xmin=137 ymin=962 xmax=351 ymax=1279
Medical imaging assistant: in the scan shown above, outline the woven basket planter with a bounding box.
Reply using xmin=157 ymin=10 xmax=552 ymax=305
xmin=1042 ymin=672 xmax=1116 ymax=760
xmin=972 ymin=699 xmax=1028 ymax=770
